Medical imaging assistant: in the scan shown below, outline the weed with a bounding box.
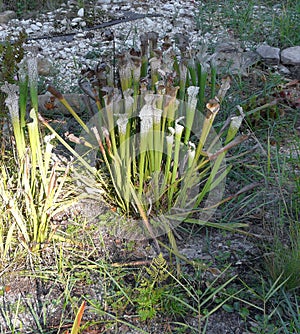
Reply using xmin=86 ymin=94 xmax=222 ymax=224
xmin=134 ymin=253 xmax=170 ymax=321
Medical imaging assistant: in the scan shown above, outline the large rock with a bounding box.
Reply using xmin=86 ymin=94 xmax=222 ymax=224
xmin=37 ymin=57 xmax=53 ymax=76
xmin=256 ymin=44 xmax=280 ymax=65
xmin=0 ymin=10 xmax=16 ymax=24
xmin=38 ymin=93 xmax=90 ymax=115
xmin=212 ymin=41 xmax=259 ymax=75
xmin=281 ymin=46 xmax=300 ymax=66
xmin=212 ymin=41 xmax=243 ymax=74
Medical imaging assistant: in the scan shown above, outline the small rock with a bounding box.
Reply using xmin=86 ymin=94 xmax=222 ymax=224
xmin=162 ymin=4 xmax=174 ymax=11
xmin=68 ymin=0 xmax=77 ymax=6
xmin=277 ymin=64 xmax=291 ymax=75
xmin=144 ymin=17 xmax=154 ymax=28
xmin=25 ymin=28 xmax=34 ymax=34
xmin=61 ymin=18 xmax=68 ymax=26
xmin=78 ymin=41 xmax=86 ymax=49
xmin=76 ymin=33 xmax=85 ymax=38
xmin=77 ymin=8 xmax=84 ymax=17
xmin=256 ymin=44 xmax=280 ymax=65
xmin=97 ymin=0 xmax=111 ymax=4
xmin=42 ymin=24 xmax=52 ymax=33
xmin=30 ymin=24 xmax=40 ymax=31
xmin=72 ymin=17 xmax=82 ymax=23
xmin=0 ymin=10 xmax=16 ymax=24
xmin=58 ymin=50 xmax=67 ymax=59
xmin=281 ymin=46 xmax=300 ymax=66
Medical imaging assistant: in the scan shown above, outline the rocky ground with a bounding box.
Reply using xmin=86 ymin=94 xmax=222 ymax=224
xmin=0 ymin=0 xmax=299 ymax=93
xmin=0 ymin=1 xmax=299 ymax=333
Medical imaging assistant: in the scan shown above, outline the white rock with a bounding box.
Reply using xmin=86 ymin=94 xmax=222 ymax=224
xmin=72 ymin=17 xmax=82 ymax=23
xmin=25 ymin=28 xmax=34 ymax=34
xmin=144 ymin=17 xmax=154 ymax=27
xmin=30 ymin=24 xmax=40 ymax=31
xmin=59 ymin=50 xmax=67 ymax=59
xmin=61 ymin=18 xmax=68 ymax=26
xmin=77 ymin=8 xmax=84 ymax=17
xmin=162 ymin=4 xmax=174 ymax=11
xmin=78 ymin=41 xmax=86 ymax=49
xmin=68 ymin=0 xmax=77 ymax=6
xmin=80 ymin=21 xmax=87 ymax=27
xmin=76 ymin=33 xmax=85 ymax=38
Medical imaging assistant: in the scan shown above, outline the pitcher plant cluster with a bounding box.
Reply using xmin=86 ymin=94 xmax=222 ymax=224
xmin=40 ymin=32 xmax=247 ymax=251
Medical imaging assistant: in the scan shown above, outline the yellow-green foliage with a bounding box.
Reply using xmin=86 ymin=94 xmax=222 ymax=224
xmin=146 ymin=253 xmax=170 ymax=283
xmin=134 ymin=254 xmax=170 ymax=321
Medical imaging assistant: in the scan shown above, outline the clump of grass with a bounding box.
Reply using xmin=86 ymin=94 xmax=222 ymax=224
xmin=2 ymin=0 xmax=64 ymax=16
xmin=0 ymin=51 xmax=72 ymax=260
xmin=195 ymin=0 xmax=300 ymax=48
xmin=265 ymin=232 xmax=300 ymax=291
xmin=262 ymin=135 xmax=300 ymax=291
xmin=276 ymin=290 xmax=300 ymax=333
